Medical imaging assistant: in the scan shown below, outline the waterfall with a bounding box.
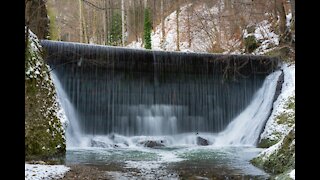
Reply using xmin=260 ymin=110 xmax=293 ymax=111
xmin=50 ymin=71 xmax=84 ymax=147
xmin=214 ymin=71 xmax=282 ymax=146
xmin=42 ymin=40 xmax=280 ymax=147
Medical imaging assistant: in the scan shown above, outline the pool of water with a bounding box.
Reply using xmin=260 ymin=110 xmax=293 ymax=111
xmin=65 ymin=134 xmax=269 ymax=179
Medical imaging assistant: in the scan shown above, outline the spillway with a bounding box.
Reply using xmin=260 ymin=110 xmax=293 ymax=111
xmin=41 ymin=40 xmax=280 ymax=141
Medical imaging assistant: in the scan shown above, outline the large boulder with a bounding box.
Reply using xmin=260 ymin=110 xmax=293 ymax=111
xmin=196 ymin=136 xmax=209 ymax=146
xmin=251 ymin=126 xmax=295 ymax=177
xmin=139 ymin=140 xmax=165 ymax=148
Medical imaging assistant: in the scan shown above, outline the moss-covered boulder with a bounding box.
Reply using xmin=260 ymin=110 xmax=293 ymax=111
xmin=25 ymin=28 xmax=66 ymax=161
xmin=251 ymin=126 xmax=295 ymax=177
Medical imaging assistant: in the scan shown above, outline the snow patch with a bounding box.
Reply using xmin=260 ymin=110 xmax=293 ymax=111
xmin=244 ymin=20 xmax=280 ymax=55
xmin=286 ymin=13 xmax=292 ymax=28
xmin=288 ymin=169 xmax=295 ymax=179
xmin=25 ymin=164 xmax=70 ymax=180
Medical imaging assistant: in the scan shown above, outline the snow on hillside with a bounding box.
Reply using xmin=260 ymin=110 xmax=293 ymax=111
xmin=127 ymin=3 xmax=226 ymax=52
xmin=25 ymin=163 xmax=70 ymax=180
xmin=244 ymin=19 xmax=280 ymax=55
xmin=127 ymin=3 xmax=283 ymax=56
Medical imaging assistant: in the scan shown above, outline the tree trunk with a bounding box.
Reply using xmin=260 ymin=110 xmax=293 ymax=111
xmin=92 ymin=7 xmax=97 ymax=43
xmin=290 ymin=0 xmax=295 ymax=21
xmin=104 ymin=0 xmax=108 ymax=45
xmin=161 ymin=0 xmax=165 ymax=46
xmin=176 ymin=0 xmax=180 ymax=51
xmin=82 ymin=5 xmax=89 ymax=43
xmin=79 ymin=0 xmax=83 ymax=43
xmin=121 ymin=0 xmax=125 ymax=46
xmin=153 ymin=0 xmax=156 ymax=29
xmin=276 ymin=0 xmax=286 ymax=42
xmin=187 ymin=2 xmax=192 ymax=48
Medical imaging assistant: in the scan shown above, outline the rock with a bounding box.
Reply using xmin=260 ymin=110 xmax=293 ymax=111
xmin=196 ymin=136 xmax=209 ymax=146
xmin=139 ymin=140 xmax=165 ymax=148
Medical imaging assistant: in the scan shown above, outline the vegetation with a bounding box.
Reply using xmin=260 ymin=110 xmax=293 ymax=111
xmin=244 ymin=35 xmax=259 ymax=53
xmin=47 ymin=7 xmax=60 ymax=40
xmin=110 ymin=12 xmax=122 ymax=46
xmin=144 ymin=8 xmax=152 ymax=49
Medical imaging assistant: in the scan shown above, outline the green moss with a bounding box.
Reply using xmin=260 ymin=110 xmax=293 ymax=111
xmin=285 ymin=96 xmax=295 ymax=110
xmin=244 ymin=35 xmax=259 ymax=53
xmin=276 ymin=113 xmax=294 ymax=125
xmin=258 ymin=134 xmax=281 ymax=148
xmin=276 ymin=96 xmax=295 ymax=126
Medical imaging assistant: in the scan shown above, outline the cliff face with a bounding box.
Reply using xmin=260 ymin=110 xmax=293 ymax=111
xmin=25 ymin=28 xmax=67 ymax=161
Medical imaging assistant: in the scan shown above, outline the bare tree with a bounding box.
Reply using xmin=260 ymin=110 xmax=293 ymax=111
xmin=161 ymin=0 xmax=165 ymax=47
xmin=176 ymin=0 xmax=180 ymax=51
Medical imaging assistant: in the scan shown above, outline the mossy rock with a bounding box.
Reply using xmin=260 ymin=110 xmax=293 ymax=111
xmin=258 ymin=138 xmax=279 ymax=148
xmin=251 ymin=127 xmax=295 ymax=175
xmin=25 ymin=30 xmax=66 ymax=161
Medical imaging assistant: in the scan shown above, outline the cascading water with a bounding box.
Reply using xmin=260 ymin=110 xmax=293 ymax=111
xmin=214 ymin=71 xmax=282 ymax=146
xmin=50 ymin=71 xmax=84 ymax=147
xmin=43 ymin=40 xmax=280 ymax=148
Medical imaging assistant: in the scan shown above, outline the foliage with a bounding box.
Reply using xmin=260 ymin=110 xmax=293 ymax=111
xmin=244 ymin=35 xmax=259 ymax=53
xmin=110 ymin=12 xmax=122 ymax=46
xmin=144 ymin=8 xmax=152 ymax=49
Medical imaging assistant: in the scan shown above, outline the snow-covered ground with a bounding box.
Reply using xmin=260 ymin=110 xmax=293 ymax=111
xmin=25 ymin=164 xmax=70 ymax=180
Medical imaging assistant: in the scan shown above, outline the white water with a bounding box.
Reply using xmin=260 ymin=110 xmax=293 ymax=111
xmin=214 ymin=71 xmax=282 ymax=146
xmin=51 ymin=68 xmax=281 ymax=149
xmin=50 ymin=72 xmax=84 ymax=147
